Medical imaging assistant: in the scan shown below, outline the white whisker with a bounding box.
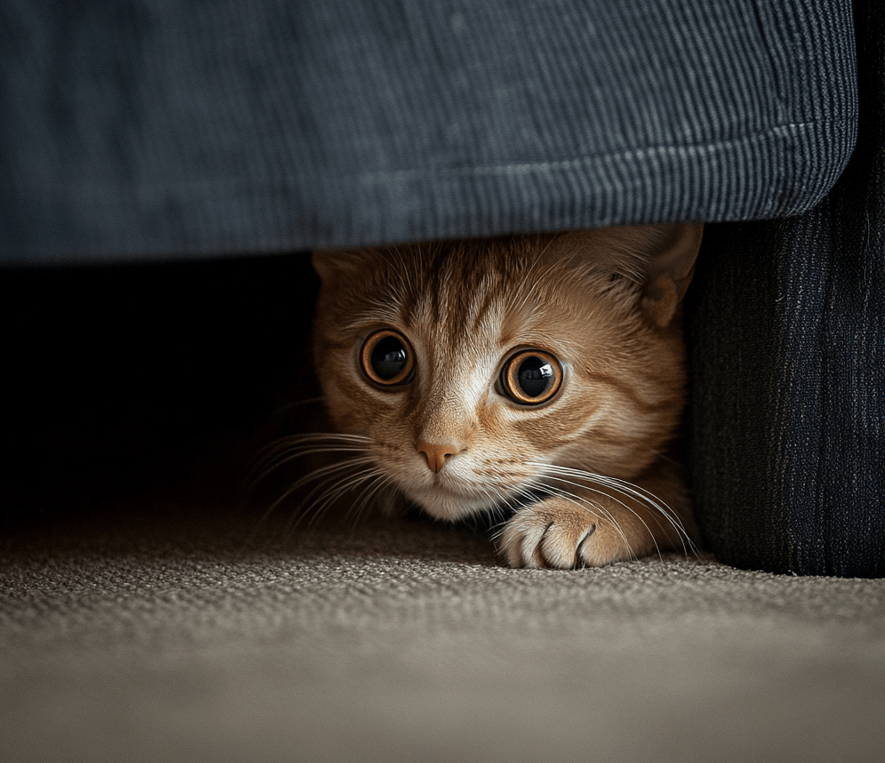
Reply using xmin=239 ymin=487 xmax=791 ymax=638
xmin=247 ymin=430 xmax=398 ymax=537
xmin=285 ymin=465 xmax=384 ymax=534
xmin=346 ymin=473 xmax=396 ymax=525
xmin=527 ymin=461 xmax=698 ymax=558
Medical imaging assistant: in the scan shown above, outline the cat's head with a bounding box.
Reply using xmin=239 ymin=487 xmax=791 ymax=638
xmin=311 ymin=224 xmax=702 ymax=521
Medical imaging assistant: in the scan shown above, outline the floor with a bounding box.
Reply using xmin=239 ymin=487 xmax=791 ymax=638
xmin=2 ymin=503 xmax=884 ymax=763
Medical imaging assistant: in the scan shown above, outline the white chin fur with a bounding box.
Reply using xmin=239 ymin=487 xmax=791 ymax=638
xmin=407 ymin=488 xmax=498 ymax=522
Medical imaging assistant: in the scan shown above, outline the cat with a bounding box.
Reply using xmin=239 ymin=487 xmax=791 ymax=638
xmin=263 ymin=224 xmax=702 ymax=568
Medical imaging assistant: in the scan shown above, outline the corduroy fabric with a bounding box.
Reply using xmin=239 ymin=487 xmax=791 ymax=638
xmin=0 ymin=0 xmax=856 ymax=262
xmin=687 ymin=0 xmax=885 ymax=577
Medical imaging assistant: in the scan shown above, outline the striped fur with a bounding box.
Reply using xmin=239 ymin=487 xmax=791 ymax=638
xmin=302 ymin=224 xmax=702 ymax=568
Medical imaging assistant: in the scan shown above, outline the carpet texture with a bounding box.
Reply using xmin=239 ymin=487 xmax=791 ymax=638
xmin=2 ymin=503 xmax=884 ymax=763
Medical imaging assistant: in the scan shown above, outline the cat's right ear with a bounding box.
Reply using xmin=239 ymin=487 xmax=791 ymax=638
xmin=311 ymin=249 xmax=379 ymax=286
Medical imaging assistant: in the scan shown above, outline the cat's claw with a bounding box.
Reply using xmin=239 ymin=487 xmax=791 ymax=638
xmin=499 ymin=499 xmax=635 ymax=569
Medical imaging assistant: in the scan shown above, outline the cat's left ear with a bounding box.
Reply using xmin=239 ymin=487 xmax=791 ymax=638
xmin=640 ymin=223 xmax=704 ymax=327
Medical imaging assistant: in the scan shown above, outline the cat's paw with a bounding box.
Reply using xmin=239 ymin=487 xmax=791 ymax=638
xmin=498 ymin=498 xmax=636 ymax=569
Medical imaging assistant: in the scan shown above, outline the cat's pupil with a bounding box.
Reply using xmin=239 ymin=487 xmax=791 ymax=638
xmin=371 ymin=336 xmax=408 ymax=380
xmin=516 ymin=356 xmax=554 ymax=397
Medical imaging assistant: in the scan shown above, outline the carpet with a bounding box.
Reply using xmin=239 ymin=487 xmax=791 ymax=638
xmin=2 ymin=497 xmax=884 ymax=763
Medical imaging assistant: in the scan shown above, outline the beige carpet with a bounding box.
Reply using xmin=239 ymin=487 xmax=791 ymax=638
xmin=2 ymin=498 xmax=884 ymax=763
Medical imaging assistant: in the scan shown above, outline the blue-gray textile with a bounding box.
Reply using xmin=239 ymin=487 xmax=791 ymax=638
xmin=688 ymin=0 xmax=885 ymax=577
xmin=0 ymin=0 xmax=856 ymax=262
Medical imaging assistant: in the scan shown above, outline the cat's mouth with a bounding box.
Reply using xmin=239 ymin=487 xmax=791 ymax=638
xmin=384 ymin=454 xmax=542 ymax=521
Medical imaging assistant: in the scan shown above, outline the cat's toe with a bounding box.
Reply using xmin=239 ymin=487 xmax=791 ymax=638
xmin=499 ymin=512 xmax=550 ymax=568
xmin=543 ymin=522 xmax=597 ymax=568
xmin=499 ymin=503 xmax=598 ymax=569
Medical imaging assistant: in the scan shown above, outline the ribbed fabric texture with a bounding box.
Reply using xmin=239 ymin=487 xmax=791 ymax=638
xmin=687 ymin=0 xmax=885 ymax=577
xmin=0 ymin=0 xmax=856 ymax=262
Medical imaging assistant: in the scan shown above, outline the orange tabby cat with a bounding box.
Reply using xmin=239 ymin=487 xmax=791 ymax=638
xmin=282 ymin=224 xmax=701 ymax=568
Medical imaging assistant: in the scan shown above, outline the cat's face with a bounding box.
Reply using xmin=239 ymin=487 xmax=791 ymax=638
xmin=311 ymin=226 xmax=701 ymax=522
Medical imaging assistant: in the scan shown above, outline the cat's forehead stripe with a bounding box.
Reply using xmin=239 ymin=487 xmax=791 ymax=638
xmin=411 ymin=246 xmax=553 ymax=352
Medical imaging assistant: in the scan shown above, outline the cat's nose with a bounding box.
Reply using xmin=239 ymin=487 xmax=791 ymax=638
xmin=417 ymin=441 xmax=459 ymax=473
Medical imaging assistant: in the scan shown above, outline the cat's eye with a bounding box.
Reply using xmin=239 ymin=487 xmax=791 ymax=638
xmin=500 ymin=350 xmax=563 ymax=405
xmin=360 ymin=329 xmax=415 ymax=387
